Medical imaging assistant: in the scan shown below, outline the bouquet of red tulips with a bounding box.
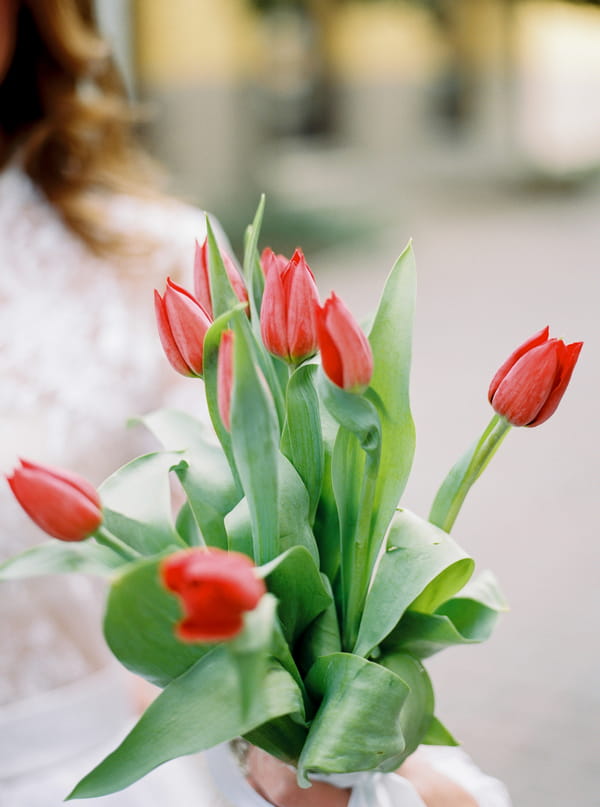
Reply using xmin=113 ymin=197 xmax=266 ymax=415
xmin=1 ymin=199 xmax=582 ymax=799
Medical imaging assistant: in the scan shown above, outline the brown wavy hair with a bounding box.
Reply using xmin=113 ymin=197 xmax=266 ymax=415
xmin=0 ymin=0 xmax=160 ymax=255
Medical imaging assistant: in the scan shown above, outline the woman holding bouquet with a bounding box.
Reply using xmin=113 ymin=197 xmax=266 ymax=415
xmin=0 ymin=2 xmax=515 ymax=806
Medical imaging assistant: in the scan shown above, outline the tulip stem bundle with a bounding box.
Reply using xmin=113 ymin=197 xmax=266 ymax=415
xmin=1 ymin=199 xmax=582 ymax=800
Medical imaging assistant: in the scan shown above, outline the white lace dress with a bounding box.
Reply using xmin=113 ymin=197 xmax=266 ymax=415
xmin=0 ymin=163 xmax=232 ymax=806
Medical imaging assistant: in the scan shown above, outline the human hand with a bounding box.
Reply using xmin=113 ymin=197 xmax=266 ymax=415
xmin=246 ymin=746 xmax=479 ymax=807
xmin=245 ymin=746 xmax=351 ymax=807
xmin=398 ymin=751 xmax=479 ymax=807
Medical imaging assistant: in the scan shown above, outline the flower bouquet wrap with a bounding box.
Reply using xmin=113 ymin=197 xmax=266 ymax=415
xmin=1 ymin=199 xmax=582 ymax=802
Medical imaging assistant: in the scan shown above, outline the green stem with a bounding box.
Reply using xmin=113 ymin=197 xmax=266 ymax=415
xmin=343 ymin=450 xmax=380 ymax=651
xmin=94 ymin=525 xmax=141 ymax=561
xmin=430 ymin=414 xmax=512 ymax=533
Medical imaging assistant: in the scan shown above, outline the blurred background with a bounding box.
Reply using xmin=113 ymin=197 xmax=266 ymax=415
xmin=96 ymin=2 xmax=599 ymax=805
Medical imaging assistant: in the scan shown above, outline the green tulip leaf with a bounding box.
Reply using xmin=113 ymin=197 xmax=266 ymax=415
xmin=206 ymin=216 xmax=244 ymax=319
xmin=281 ymin=363 xmax=324 ymax=522
xmin=421 ymin=715 xmax=459 ymax=746
xmin=230 ymin=313 xmax=281 ymax=564
xmin=385 ymin=570 xmax=508 ymax=658
xmin=138 ymin=408 xmax=242 ymax=548
xmin=317 ymin=373 xmax=381 ymax=456
xmin=228 ymin=593 xmax=278 ymax=718
xmin=298 ymin=653 xmax=410 ymax=784
xmin=225 ymin=453 xmax=320 ymax=565
xmin=100 ymin=452 xmax=186 ymax=555
xmin=202 ymin=306 xmax=247 ymax=481
xmin=103 ymin=556 xmax=209 ymax=687
xmin=68 ymin=651 xmax=305 ymax=800
xmin=354 ymin=509 xmax=474 ymax=657
xmin=174 ymin=500 xmax=202 ymax=546
xmin=379 ymin=652 xmax=435 ymax=758
xmin=296 ymin=574 xmax=342 ymax=675
xmin=0 ymin=540 xmax=124 ymax=580
xmin=260 ymin=546 xmax=332 ymax=644
xmin=367 ymin=241 xmax=417 ymax=555
xmin=242 ymin=193 xmax=266 ymax=331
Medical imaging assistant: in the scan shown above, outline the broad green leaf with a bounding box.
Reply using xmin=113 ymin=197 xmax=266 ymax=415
xmin=421 ymin=715 xmax=459 ymax=746
xmin=202 ymin=307 xmax=245 ymax=481
xmin=331 ymin=427 xmax=364 ymax=625
xmin=261 ymin=546 xmax=331 ymax=644
xmin=0 ymin=540 xmax=123 ymax=580
xmin=385 ymin=571 xmax=508 ymax=658
xmin=312 ymin=401 xmax=341 ymax=582
xmin=298 ymin=653 xmax=409 ymax=783
xmin=100 ymin=452 xmax=186 ymax=555
xmin=175 ymin=500 xmax=202 ymax=546
xmin=379 ymin=652 xmax=434 ymax=758
xmin=68 ymin=653 xmax=304 ymax=799
xmin=296 ymin=575 xmax=342 ymax=675
xmin=318 ymin=373 xmax=381 ymax=456
xmin=225 ymin=496 xmax=254 ymax=557
xmin=138 ymin=408 xmax=242 ymax=548
xmin=353 ymin=509 xmax=474 ymax=657
xmin=245 ymin=714 xmax=308 ymax=766
xmin=228 ymin=593 xmax=278 ymax=718
xmin=277 ymin=455 xmax=319 ymax=564
xmin=281 ymin=364 xmax=324 ymax=522
xmin=367 ymin=242 xmax=417 ymax=555
xmin=103 ymin=556 xmax=208 ymax=687
xmin=231 ymin=313 xmax=281 ymax=563
xmin=225 ymin=455 xmax=320 ymax=566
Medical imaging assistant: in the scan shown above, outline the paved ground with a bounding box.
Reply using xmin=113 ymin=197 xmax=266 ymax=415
xmin=262 ymin=143 xmax=600 ymax=807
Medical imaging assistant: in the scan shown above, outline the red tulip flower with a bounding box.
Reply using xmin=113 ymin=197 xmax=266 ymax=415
xmin=217 ymin=330 xmax=234 ymax=431
xmin=316 ymin=292 xmax=374 ymax=393
xmin=154 ymin=277 xmax=212 ymax=377
xmin=488 ymin=326 xmax=583 ymax=427
xmin=161 ymin=547 xmax=266 ymax=643
xmin=194 ymin=238 xmax=247 ymax=319
xmin=260 ymin=248 xmax=320 ymax=364
xmin=7 ymin=459 xmax=102 ymax=542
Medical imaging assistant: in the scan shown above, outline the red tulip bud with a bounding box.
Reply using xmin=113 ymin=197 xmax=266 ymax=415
xmin=316 ymin=292 xmax=373 ymax=393
xmin=488 ymin=327 xmax=583 ymax=427
xmin=154 ymin=278 xmax=212 ymax=377
xmin=161 ymin=547 xmax=266 ymax=643
xmin=194 ymin=238 xmax=247 ymax=319
xmin=217 ymin=330 xmax=234 ymax=431
xmin=7 ymin=459 xmax=102 ymax=542
xmin=260 ymin=248 xmax=320 ymax=364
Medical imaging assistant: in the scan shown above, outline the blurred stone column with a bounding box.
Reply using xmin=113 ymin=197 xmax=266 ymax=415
xmin=132 ymin=0 xmax=261 ymax=210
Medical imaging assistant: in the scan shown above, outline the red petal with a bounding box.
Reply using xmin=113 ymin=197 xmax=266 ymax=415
xmin=154 ymin=289 xmax=192 ymax=376
xmin=528 ymin=340 xmax=583 ymax=426
xmin=488 ymin=326 xmax=550 ymax=402
xmin=193 ymin=238 xmax=213 ymax=318
xmin=260 ymin=258 xmax=289 ymax=358
xmin=18 ymin=458 xmax=100 ymax=508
